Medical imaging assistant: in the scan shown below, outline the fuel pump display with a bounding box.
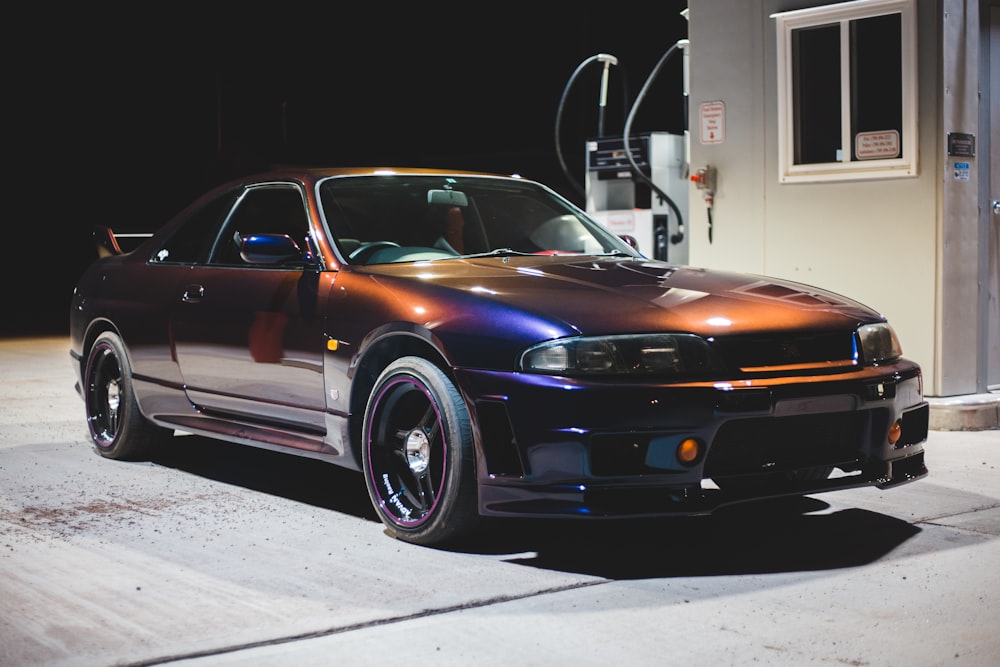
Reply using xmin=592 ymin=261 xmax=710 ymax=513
xmin=584 ymin=132 xmax=689 ymax=262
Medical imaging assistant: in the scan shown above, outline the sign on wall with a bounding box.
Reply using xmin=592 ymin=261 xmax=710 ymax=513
xmin=855 ymin=130 xmax=900 ymax=160
xmin=699 ymin=101 xmax=725 ymax=144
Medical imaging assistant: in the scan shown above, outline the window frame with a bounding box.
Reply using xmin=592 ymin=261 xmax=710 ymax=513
xmin=208 ymin=182 xmax=311 ymax=268
xmin=772 ymin=0 xmax=918 ymax=183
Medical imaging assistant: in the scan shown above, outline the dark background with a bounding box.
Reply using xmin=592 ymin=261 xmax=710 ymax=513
xmin=6 ymin=2 xmax=689 ymax=336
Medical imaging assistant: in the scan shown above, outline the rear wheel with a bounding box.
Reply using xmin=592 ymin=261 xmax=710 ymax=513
xmin=361 ymin=357 xmax=479 ymax=546
xmin=84 ymin=331 xmax=170 ymax=460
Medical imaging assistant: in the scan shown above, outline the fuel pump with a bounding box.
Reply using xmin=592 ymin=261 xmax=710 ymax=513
xmin=555 ymin=20 xmax=691 ymax=263
xmin=584 ymin=132 xmax=688 ymax=262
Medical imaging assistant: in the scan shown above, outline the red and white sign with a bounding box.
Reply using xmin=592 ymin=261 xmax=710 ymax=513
xmin=601 ymin=210 xmax=635 ymax=234
xmin=855 ymin=130 xmax=900 ymax=160
xmin=699 ymin=101 xmax=725 ymax=144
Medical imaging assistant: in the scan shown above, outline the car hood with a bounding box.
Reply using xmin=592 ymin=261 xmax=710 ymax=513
xmin=365 ymin=255 xmax=882 ymax=337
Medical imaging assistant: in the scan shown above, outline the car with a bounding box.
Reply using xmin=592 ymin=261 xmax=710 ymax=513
xmin=70 ymin=166 xmax=929 ymax=546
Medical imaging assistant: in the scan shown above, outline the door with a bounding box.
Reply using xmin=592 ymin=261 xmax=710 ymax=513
xmin=990 ymin=4 xmax=999 ymax=388
xmin=171 ymin=184 xmax=329 ymax=435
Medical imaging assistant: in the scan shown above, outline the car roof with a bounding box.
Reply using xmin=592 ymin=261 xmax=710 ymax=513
xmin=233 ymin=166 xmax=515 ymax=189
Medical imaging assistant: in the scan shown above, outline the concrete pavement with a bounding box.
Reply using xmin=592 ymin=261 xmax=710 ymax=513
xmin=929 ymin=391 xmax=1000 ymax=431
xmin=1 ymin=336 xmax=997 ymax=666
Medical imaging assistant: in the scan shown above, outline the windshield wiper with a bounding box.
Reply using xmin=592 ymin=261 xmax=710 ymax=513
xmin=454 ymin=248 xmax=634 ymax=260
xmin=455 ymin=248 xmax=535 ymax=259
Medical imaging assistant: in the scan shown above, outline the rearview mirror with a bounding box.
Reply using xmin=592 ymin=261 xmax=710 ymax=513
xmin=427 ymin=189 xmax=468 ymax=207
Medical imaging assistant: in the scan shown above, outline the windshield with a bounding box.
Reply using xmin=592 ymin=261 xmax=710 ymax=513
xmin=318 ymin=174 xmax=640 ymax=265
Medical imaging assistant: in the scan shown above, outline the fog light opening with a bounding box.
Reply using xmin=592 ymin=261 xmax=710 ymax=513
xmin=887 ymin=420 xmax=902 ymax=445
xmin=677 ymin=438 xmax=702 ymax=465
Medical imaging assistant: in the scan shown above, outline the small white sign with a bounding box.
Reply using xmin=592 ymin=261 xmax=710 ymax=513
xmin=855 ymin=130 xmax=900 ymax=160
xmin=590 ymin=209 xmax=636 ymax=234
xmin=603 ymin=210 xmax=635 ymax=234
xmin=953 ymin=162 xmax=971 ymax=181
xmin=699 ymin=101 xmax=725 ymax=144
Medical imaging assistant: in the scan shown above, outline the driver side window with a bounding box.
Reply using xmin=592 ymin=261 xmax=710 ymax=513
xmin=210 ymin=185 xmax=310 ymax=266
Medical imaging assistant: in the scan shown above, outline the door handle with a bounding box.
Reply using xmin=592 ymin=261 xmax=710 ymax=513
xmin=182 ymin=284 xmax=205 ymax=303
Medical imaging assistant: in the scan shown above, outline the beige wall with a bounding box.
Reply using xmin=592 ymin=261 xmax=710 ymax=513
xmin=686 ymin=0 xmax=944 ymax=392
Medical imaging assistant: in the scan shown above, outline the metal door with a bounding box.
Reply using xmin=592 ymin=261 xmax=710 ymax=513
xmin=990 ymin=4 xmax=999 ymax=388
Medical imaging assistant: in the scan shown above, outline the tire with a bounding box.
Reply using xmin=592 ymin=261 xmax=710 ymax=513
xmin=361 ymin=356 xmax=479 ymax=546
xmin=83 ymin=331 xmax=170 ymax=460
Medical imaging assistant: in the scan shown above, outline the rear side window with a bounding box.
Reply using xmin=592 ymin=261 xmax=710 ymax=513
xmin=152 ymin=191 xmax=239 ymax=264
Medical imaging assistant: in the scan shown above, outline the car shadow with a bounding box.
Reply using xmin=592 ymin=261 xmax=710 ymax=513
xmin=150 ymin=433 xmax=380 ymax=523
xmin=151 ymin=434 xmax=921 ymax=579
xmin=464 ymin=501 xmax=922 ymax=578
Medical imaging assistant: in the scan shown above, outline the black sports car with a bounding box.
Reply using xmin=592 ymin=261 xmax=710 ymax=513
xmin=70 ymin=167 xmax=928 ymax=545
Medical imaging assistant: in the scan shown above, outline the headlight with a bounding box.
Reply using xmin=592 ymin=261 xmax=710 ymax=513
xmin=856 ymin=322 xmax=902 ymax=364
xmin=519 ymin=334 xmax=724 ymax=376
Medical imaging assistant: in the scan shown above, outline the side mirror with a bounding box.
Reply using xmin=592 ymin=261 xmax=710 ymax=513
xmin=618 ymin=234 xmax=640 ymax=250
xmin=240 ymin=234 xmax=312 ymax=265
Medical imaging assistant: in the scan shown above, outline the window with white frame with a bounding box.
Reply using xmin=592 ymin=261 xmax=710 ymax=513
xmin=772 ymin=0 xmax=917 ymax=183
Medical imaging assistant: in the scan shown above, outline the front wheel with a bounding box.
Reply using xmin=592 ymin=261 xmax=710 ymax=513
xmin=361 ymin=357 xmax=479 ymax=546
xmin=83 ymin=331 xmax=170 ymax=460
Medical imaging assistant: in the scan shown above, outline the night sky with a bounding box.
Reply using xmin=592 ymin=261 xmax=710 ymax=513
xmin=7 ymin=2 xmax=689 ymax=335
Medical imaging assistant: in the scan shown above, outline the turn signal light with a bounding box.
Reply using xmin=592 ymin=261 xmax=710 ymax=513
xmin=887 ymin=420 xmax=902 ymax=445
xmin=677 ymin=438 xmax=702 ymax=465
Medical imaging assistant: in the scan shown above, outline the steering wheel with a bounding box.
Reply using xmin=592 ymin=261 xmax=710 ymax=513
xmin=349 ymin=241 xmax=400 ymax=264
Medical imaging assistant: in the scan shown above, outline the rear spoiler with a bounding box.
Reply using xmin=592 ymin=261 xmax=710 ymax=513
xmin=94 ymin=226 xmax=153 ymax=258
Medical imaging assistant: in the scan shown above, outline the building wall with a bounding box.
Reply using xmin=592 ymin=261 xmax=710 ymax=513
xmin=938 ymin=1 xmax=985 ymax=395
xmin=686 ymin=0 xmax=945 ymax=393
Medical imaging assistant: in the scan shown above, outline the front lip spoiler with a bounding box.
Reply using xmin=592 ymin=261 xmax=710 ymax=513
xmin=479 ymin=450 xmax=927 ymax=519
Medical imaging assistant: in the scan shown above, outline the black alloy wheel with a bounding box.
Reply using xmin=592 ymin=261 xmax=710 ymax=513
xmin=361 ymin=356 xmax=478 ymax=546
xmin=83 ymin=331 xmax=168 ymax=460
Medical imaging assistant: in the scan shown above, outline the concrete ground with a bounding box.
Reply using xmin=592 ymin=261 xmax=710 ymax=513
xmin=929 ymin=391 xmax=1000 ymax=431
xmin=1 ymin=336 xmax=998 ymax=667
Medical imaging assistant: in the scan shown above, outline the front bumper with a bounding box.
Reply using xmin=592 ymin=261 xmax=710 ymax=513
xmin=456 ymin=363 xmax=928 ymax=519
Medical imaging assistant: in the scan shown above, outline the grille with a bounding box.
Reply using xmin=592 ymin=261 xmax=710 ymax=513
xmin=590 ymin=433 xmax=656 ymax=476
xmin=475 ymin=399 xmax=526 ymax=477
xmin=704 ymin=410 xmax=877 ymax=479
xmin=897 ymin=403 xmax=929 ymax=448
xmin=711 ymin=331 xmax=855 ymax=370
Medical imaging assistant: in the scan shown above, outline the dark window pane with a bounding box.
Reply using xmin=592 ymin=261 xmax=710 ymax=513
xmin=850 ymin=13 xmax=902 ymax=160
xmin=211 ymin=186 xmax=308 ymax=266
xmin=155 ymin=191 xmax=239 ymax=264
xmin=792 ymin=24 xmax=841 ymax=165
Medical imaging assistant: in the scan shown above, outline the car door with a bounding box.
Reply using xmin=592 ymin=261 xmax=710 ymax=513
xmin=170 ymin=183 xmax=328 ymax=434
